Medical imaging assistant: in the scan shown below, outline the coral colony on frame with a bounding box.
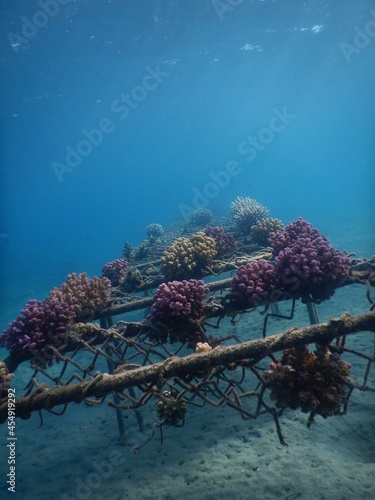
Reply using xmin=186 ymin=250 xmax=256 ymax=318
xmin=0 ymin=196 xmax=374 ymax=454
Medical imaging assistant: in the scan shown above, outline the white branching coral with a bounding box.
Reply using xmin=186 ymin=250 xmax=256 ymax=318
xmin=230 ymin=196 xmax=270 ymax=235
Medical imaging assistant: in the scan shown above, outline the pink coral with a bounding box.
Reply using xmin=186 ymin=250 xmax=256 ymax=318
xmin=49 ymin=272 xmax=111 ymax=319
xmin=0 ymin=299 xmax=75 ymax=363
xmin=231 ymin=260 xmax=276 ymax=306
xmin=152 ymin=279 xmax=209 ymax=323
xmin=269 ymin=218 xmax=350 ymax=300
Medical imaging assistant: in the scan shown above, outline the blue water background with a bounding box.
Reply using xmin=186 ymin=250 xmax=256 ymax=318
xmin=1 ymin=0 xmax=374 ymax=331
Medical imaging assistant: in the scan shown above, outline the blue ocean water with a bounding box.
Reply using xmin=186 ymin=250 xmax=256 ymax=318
xmin=1 ymin=0 xmax=375 ymax=328
xmin=0 ymin=1 xmax=375 ymax=498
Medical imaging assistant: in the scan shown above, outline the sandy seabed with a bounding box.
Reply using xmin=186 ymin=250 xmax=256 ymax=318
xmin=0 ymin=382 xmax=374 ymax=500
xmin=0 ymin=219 xmax=374 ymax=500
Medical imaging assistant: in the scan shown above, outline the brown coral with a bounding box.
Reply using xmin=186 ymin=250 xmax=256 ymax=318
xmin=263 ymin=345 xmax=351 ymax=419
xmin=49 ymin=272 xmax=111 ymax=320
xmin=250 ymin=218 xmax=285 ymax=246
xmin=120 ymin=267 xmax=143 ymax=292
xmin=156 ymin=390 xmax=187 ymax=426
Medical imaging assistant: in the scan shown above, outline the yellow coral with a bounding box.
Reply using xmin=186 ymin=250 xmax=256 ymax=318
xmin=195 ymin=342 xmax=212 ymax=353
xmin=161 ymin=232 xmax=217 ymax=279
xmin=190 ymin=232 xmax=217 ymax=267
xmin=161 ymin=237 xmax=197 ymax=278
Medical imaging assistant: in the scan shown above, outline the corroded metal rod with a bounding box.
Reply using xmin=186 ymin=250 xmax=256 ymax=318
xmin=1 ymin=310 xmax=374 ymax=423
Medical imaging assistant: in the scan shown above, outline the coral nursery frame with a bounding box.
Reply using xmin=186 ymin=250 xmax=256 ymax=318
xmin=1 ymin=208 xmax=374 ymax=452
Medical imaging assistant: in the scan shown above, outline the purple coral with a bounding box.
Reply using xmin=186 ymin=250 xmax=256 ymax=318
xmin=231 ymin=260 xmax=276 ymax=306
xmin=102 ymin=259 xmax=128 ymax=287
xmin=152 ymin=279 xmax=209 ymax=322
xmin=205 ymin=226 xmax=237 ymax=256
xmin=0 ymin=299 xmax=75 ymax=362
xmin=268 ymin=217 xmax=321 ymax=256
xmin=269 ymin=218 xmax=350 ymax=300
